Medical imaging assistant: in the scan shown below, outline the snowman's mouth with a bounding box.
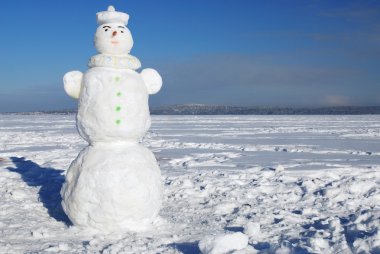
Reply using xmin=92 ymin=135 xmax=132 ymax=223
xmin=111 ymin=41 xmax=119 ymax=45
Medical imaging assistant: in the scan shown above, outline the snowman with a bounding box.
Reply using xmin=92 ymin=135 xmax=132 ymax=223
xmin=61 ymin=6 xmax=163 ymax=232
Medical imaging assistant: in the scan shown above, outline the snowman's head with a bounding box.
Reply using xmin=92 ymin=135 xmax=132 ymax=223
xmin=95 ymin=23 xmax=133 ymax=55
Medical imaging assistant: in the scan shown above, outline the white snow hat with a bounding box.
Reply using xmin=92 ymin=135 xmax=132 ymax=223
xmin=96 ymin=6 xmax=129 ymax=25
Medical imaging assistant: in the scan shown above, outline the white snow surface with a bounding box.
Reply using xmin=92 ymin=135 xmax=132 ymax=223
xmin=0 ymin=114 xmax=379 ymax=253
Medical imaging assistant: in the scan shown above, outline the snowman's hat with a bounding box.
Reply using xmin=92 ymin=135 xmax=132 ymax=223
xmin=96 ymin=6 xmax=129 ymax=25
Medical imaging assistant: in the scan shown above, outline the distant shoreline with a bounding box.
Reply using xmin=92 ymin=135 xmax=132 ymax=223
xmin=2 ymin=105 xmax=380 ymax=115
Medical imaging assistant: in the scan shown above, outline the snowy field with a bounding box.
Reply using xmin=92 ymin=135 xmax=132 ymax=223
xmin=0 ymin=114 xmax=379 ymax=254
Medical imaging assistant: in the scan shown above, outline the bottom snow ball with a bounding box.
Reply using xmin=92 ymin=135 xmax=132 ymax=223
xmin=61 ymin=143 xmax=163 ymax=232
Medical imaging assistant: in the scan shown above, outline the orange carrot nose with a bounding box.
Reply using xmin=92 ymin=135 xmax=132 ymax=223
xmin=112 ymin=31 xmax=117 ymax=37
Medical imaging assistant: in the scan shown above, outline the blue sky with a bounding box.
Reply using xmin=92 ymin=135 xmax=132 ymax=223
xmin=0 ymin=0 xmax=379 ymax=112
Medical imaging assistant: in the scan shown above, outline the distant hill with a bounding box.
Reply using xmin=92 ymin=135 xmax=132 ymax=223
xmin=3 ymin=105 xmax=380 ymax=115
xmin=150 ymin=104 xmax=380 ymax=115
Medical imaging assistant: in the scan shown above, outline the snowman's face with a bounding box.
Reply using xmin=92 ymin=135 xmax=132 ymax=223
xmin=94 ymin=23 xmax=133 ymax=55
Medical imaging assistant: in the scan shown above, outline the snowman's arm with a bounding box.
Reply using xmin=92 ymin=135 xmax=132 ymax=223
xmin=141 ymin=68 xmax=162 ymax=95
xmin=63 ymin=71 xmax=83 ymax=99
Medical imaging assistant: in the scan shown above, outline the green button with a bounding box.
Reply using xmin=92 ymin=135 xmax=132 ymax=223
xmin=116 ymin=92 xmax=122 ymax=97
xmin=116 ymin=119 xmax=121 ymax=125
xmin=116 ymin=106 xmax=121 ymax=112
xmin=115 ymin=77 xmax=120 ymax=82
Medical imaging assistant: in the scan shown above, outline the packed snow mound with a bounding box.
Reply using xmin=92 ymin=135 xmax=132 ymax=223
xmin=198 ymin=232 xmax=249 ymax=254
xmin=244 ymin=222 xmax=262 ymax=240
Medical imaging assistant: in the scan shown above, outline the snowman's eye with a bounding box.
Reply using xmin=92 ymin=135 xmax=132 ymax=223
xmin=103 ymin=25 xmax=111 ymax=32
xmin=117 ymin=26 xmax=125 ymax=33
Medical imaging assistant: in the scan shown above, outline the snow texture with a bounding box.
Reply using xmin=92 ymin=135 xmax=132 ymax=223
xmin=0 ymin=114 xmax=380 ymax=253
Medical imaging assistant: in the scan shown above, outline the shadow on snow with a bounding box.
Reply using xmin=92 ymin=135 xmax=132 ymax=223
xmin=168 ymin=242 xmax=200 ymax=254
xmin=6 ymin=157 xmax=71 ymax=225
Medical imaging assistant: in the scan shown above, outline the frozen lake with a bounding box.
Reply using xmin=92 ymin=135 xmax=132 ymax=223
xmin=0 ymin=114 xmax=379 ymax=253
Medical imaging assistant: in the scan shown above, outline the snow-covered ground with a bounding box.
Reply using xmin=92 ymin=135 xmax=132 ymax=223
xmin=0 ymin=114 xmax=379 ymax=253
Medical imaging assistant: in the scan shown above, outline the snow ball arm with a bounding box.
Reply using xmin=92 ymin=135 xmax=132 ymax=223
xmin=141 ymin=68 xmax=162 ymax=95
xmin=63 ymin=71 xmax=83 ymax=99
